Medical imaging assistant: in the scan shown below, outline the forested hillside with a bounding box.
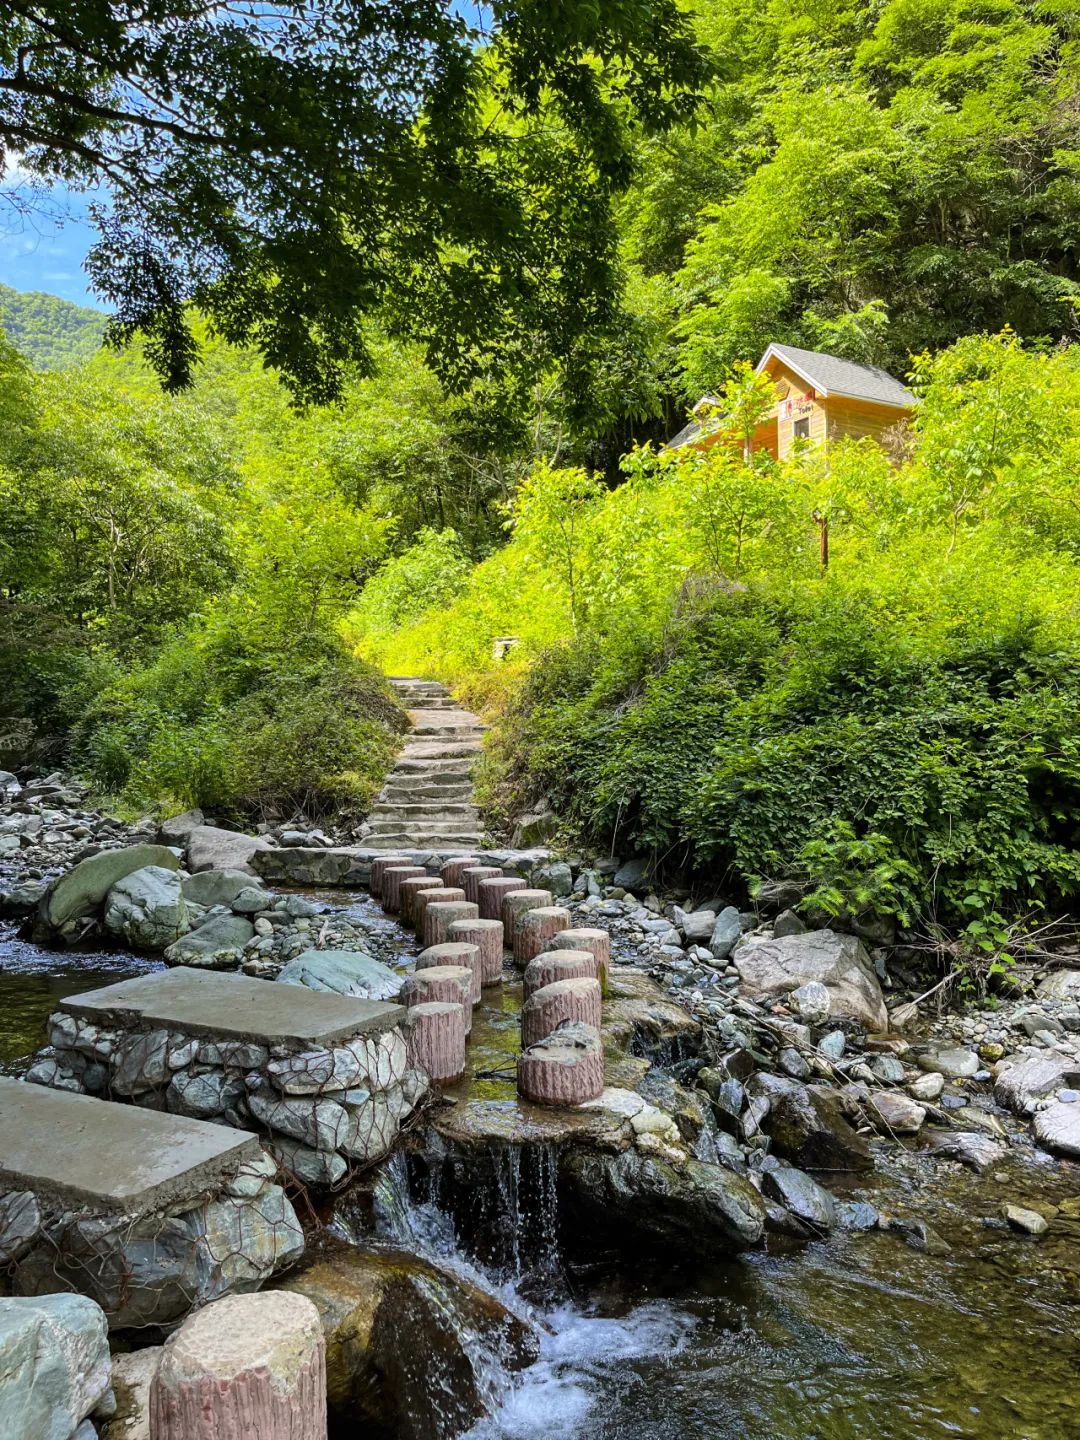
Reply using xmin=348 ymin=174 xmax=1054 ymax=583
xmin=2 ymin=0 xmax=1079 ymax=958
xmin=0 ymin=285 xmax=105 ymax=369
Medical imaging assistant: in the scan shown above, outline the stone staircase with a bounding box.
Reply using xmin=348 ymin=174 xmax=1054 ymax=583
xmin=364 ymin=678 xmax=485 ymax=850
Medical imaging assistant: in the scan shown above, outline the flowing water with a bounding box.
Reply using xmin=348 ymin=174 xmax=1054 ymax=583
xmin=2 ymin=899 xmax=1078 ymax=1439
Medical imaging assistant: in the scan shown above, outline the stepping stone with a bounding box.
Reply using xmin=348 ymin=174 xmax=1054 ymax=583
xmin=399 ymin=877 xmax=444 ymax=927
xmin=515 ymin=906 xmax=571 ymax=967
xmin=405 ymin=1002 xmax=466 ymax=1084
xmin=440 ymin=856 xmax=484 ymax=887
xmin=524 ymin=950 xmax=598 ymax=999
xmin=517 ymin=1021 xmax=604 ymax=1106
xmin=381 ymin=865 xmax=427 ymax=913
xmin=546 ymin=928 xmax=611 ymax=984
xmin=461 ymin=865 xmax=504 ymax=904
xmin=447 ymin=918 xmax=504 ymax=986
xmin=416 ymin=942 xmax=482 ymax=1003
xmin=478 ymin=876 xmax=528 ymax=920
xmin=403 ymin=967 xmax=474 ymax=1030
xmin=368 ymin=855 xmax=412 ymax=898
xmin=521 ymin=977 xmax=602 ymax=1048
xmin=414 ymin=886 xmax=464 ymax=937
xmin=422 ymin=900 xmax=479 ymax=949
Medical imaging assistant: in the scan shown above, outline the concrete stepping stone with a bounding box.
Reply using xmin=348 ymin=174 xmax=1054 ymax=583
xmin=368 ymin=855 xmax=412 ymax=898
xmin=521 ymin=977 xmax=602 ymax=1048
xmin=478 ymin=876 xmax=527 ymax=920
xmin=150 ymin=1292 xmax=326 ymax=1440
xmin=515 ymin=906 xmax=571 ymax=967
xmin=447 ymin=918 xmax=505 ymax=986
xmin=422 ymin=900 xmax=479 ymax=949
xmin=524 ymin=949 xmax=598 ymax=999
xmin=405 ymin=1002 xmax=466 ymax=1084
xmin=399 ymin=876 xmax=444 ymax=927
xmin=461 ymin=865 xmax=504 ymax=904
xmin=517 ymin=1020 xmax=604 ymax=1106
xmin=440 ymin=855 xmax=484 ymax=887
xmin=546 ymin=927 xmax=611 ymax=984
xmin=403 ymin=967 xmax=474 ymax=1030
xmin=381 ymin=865 xmax=426 ymax=913
xmin=414 ymin=886 xmax=464 ymax=937
xmin=416 ymin=942 xmax=482 ymax=1003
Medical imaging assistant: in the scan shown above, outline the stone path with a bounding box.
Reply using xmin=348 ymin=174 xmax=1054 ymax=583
xmin=363 ymin=678 xmax=485 ymax=850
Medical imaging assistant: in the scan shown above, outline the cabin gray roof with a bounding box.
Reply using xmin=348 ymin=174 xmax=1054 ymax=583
xmin=757 ymin=343 xmax=915 ymax=408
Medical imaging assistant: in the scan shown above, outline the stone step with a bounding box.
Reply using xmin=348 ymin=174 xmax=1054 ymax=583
xmin=381 ymin=774 xmax=475 ymax=792
xmin=378 ymin=789 xmax=475 ymax=807
xmin=371 ymin=831 xmax=484 ymax=848
xmin=397 ymin=745 xmax=481 ymax=762
xmin=368 ymin=803 xmax=480 ymax=820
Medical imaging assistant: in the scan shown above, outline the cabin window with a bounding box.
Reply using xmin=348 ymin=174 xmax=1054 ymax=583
xmin=793 ymin=417 xmax=811 ymax=439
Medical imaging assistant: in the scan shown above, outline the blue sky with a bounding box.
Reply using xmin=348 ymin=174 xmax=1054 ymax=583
xmin=0 ymin=168 xmax=105 ymax=308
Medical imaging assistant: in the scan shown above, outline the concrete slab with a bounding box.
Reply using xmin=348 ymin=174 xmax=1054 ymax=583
xmin=59 ymin=968 xmax=404 ymax=1047
xmin=0 ymin=1077 xmax=260 ymax=1216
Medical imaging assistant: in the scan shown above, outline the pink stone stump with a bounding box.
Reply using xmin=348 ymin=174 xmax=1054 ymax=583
xmin=447 ymin=918 xmax=505 ymax=986
xmin=382 ymin=865 xmax=426 ymax=914
xmin=461 ymin=865 xmax=504 ymax=905
xmin=513 ymin=905 xmax=570 ymax=967
xmin=517 ymin=1020 xmax=604 ymax=1106
xmin=149 ymin=1291 xmax=326 ymax=1440
xmin=524 ymin=949 xmax=598 ymax=999
xmin=369 ymin=855 xmax=412 ymax=899
xmin=422 ymin=899 xmax=479 ymax=949
xmin=547 ymin=928 xmax=612 ymax=987
xmin=417 ymin=942 xmax=482 ymax=1003
xmin=405 ymin=1001 xmax=467 ymax=1084
xmin=521 ymin=976 xmax=602 ymax=1048
xmin=440 ymin=855 xmax=483 ymax=888
xmin=400 ymin=876 xmax=444 ymax=928
xmin=414 ymin=886 xmax=465 ymax=937
xmin=403 ymin=965 xmax=474 ymax=1031
xmin=501 ymin=889 xmax=554 ymax=959
xmin=478 ymin=876 xmax=527 ymax=921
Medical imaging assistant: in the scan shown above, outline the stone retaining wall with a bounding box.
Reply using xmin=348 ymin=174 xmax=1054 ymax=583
xmin=253 ymin=845 xmax=556 ymax=889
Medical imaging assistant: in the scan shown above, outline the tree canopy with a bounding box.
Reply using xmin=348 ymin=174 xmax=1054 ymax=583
xmin=0 ymin=1 xmax=706 ymax=400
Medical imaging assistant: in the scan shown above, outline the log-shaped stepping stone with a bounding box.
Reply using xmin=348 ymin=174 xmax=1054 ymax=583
xmin=447 ymin=918 xmax=505 ymax=986
xmin=150 ymin=1290 xmax=327 ymax=1440
xmin=524 ymin=949 xmax=598 ymax=999
xmin=423 ymin=900 xmax=479 ymax=950
xmin=518 ymin=1020 xmax=604 ymax=1106
xmin=546 ymin=928 xmax=611 ymax=985
xmin=514 ymin=905 xmax=570 ymax=967
xmin=501 ymin=890 xmax=554 ymax=957
xmin=382 ymin=865 xmax=426 ymax=913
xmin=478 ymin=876 xmax=527 ymax=921
xmin=405 ymin=1001 xmax=466 ymax=1084
xmin=417 ymin=942 xmax=482 ymax=1003
xmin=414 ymin=886 xmax=465 ymax=937
xmin=370 ymin=855 xmax=412 ymax=899
xmin=462 ymin=865 xmax=504 ymax=905
xmin=440 ymin=855 xmax=483 ymax=888
xmin=400 ymin=876 xmax=444 ymax=927
xmin=403 ymin=966 xmax=473 ymax=1031
xmin=522 ymin=976 xmax=602 ymax=1048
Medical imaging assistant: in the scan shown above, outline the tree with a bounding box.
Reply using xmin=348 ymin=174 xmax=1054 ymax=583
xmin=0 ymin=2 xmax=706 ymax=401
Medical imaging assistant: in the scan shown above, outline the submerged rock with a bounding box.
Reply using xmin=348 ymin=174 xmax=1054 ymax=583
xmin=562 ymin=1149 xmax=766 ymax=1256
xmin=279 ymin=1241 xmax=539 ymax=1440
xmin=1033 ymin=1100 xmax=1080 ymax=1158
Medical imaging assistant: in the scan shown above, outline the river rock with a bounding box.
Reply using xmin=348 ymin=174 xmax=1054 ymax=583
xmin=869 ymin=1091 xmax=926 ymax=1134
xmin=1003 ymin=1203 xmax=1049 ymax=1235
xmin=108 ymin=1346 xmax=162 ymax=1440
xmin=789 ymin=981 xmax=831 ymax=1026
xmin=762 ymin=1081 xmax=873 ymax=1171
xmin=247 ymin=1088 xmax=350 ymax=1151
xmin=167 ymin=1070 xmax=245 ymax=1120
xmin=186 ymin=825 xmax=270 ymax=876
xmin=562 ymin=1149 xmax=766 ymax=1255
xmin=773 ymin=908 xmax=807 ymax=938
xmin=0 ymin=1192 xmax=41 ymax=1264
xmin=762 ymin=1166 xmax=837 ymax=1231
xmin=908 ymin=1072 xmax=944 ymax=1101
xmin=164 ymin=913 xmax=255 ymax=969
xmin=735 ymin=930 xmax=887 ymax=1031
xmin=277 ymin=950 xmax=402 ymax=1001
xmin=180 ymin=870 xmax=259 ymax=908
xmin=158 ymin=808 xmax=205 ymax=846
xmin=1036 ymin=970 xmax=1080 ymax=1002
xmin=921 ymin=1130 xmax=1006 ymax=1172
xmin=870 ymin=1054 xmax=905 ymax=1084
xmin=916 ymin=1046 xmax=979 ymax=1079
xmin=104 ymin=866 xmax=189 ymax=950
xmin=0 ymin=1293 xmax=111 ymax=1440
xmin=280 ymin=1241 xmax=539 ymax=1440
xmin=1033 ymin=1099 xmax=1080 ymax=1158
xmin=40 ymin=843 xmax=181 ymax=933
xmin=613 ymin=857 xmax=651 ymax=892
xmin=268 ymin=1138 xmax=348 ymax=1188
xmin=674 ymin=907 xmax=716 ymax=945
xmin=995 ymin=1054 xmax=1078 ymax=1116
xmin=709 ymin=906 xmax=743 ymax=961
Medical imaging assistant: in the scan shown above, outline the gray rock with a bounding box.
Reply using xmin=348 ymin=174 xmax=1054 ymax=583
xmin=869 ymin=1091 xmax=926 ymax=1134
xmin=916 ymin=1046 xmax=979 ymax=1080
xmin=181 ymin=869 xmax=261 ymax=908
xmin=267 ymin=1138 xmax=348 ymax=1187
xmin=229 ymin=885 xmax=272 ymax=914
xmin=921 ymin=1130 xmax=1007 ymax=1172
xmin=709 ymin=906 xmax=743 ymax=961
xmin=1036 ymin=969 xmax=1080 ymax=1002
xmin=778 ymin=1047 xmax=811 ymax=1079
xmin=817 ymin=1030 xmax=846 ymax=1061
xmin=1033 ymin=1099 xmax=1080 ymax=1158
xmin=762 ymin=1166 xmax=837 ymax=1231
xmin=267 ymin=1045 xmax=365 ymax=1094
xmin=674 ymin=908 xmax=717 ymax=945
xmin=108 ymin=1347 xmax=161 ymax=1440
xmin=773 ymin=909 xmax=807 ymax=938
xmin=276 ymin=950 xmax=402 ymax=1001
xmin=163 ymin=914 xmax=255 ymax=969
xmin=995 ymin=1054 xmax=1078 ymax=1115
xmin=0 ymin=1192 xmax=41 ymax=1264
xmin=157 ymin=808 xmax=205 ymax=846
xmin=908 ymin=1071 xmax=944 ymax=1101
xmin=1003 ymin=1203 xmax=1048 ymax=1235
xmin=836 ymin=1200 xmax=880 ymax=1231
xmin=166 ymin=1070 xmax=245 ymax=1119
xmin=103 ymin=866 xmax=188 ymax=950
xmin=532 ymin=862 xmax=573 ymax=898
xmin=613 ymin=857 xmax=651 ymax=893
xmin=511 ymin=805 xmax=558 ymax=848
xmin=110 ymin=1029 xmax=172 ymax=1095
xmin=870 ymin=1054 xmax=906 ymax=1084
xmin=790 ymin=981 xmax=831 ymax=1026
xmin=735 ymin=930 xmax=887 ymax=1031
xmin=185 ymin=825 xmax=270 ymax=876
xmin=40 ymin=844 xmax=180 ymax=932
xmin=247 ymin=1087 xmax=350 ymax=1151
xmin=0 ymin=1293 xmax=111 ymax=1440
xmin=762 ymin=1082 xmax=873 ymax=1171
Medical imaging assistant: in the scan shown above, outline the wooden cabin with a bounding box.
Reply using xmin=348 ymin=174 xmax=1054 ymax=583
xmin=668 ymin=343 xmax=915 ymax=461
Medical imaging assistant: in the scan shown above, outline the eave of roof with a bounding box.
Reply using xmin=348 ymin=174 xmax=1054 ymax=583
xmin=755 ymin=343 xmax=915 ymax=409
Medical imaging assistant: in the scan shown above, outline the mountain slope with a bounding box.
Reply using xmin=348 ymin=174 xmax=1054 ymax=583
xmin=0 ymin=284 xmax=107 ymax=369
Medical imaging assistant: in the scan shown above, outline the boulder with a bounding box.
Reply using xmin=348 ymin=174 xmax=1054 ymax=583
xmin=532 ymin=861 xmax=573 ymax=898
xmin=164 ymin=914 xmax=255 ymax=969
xmin=180 ymin=870 xmax=256 ymax=907
xmin=773 ymin=908 xmax=807 ymax=938
xmin=734 ymin=929 xmax=887 ymax=1031
xmin=760 ymin=1081 xmax=873 ymax=1171
xmin=869 ymin=1091 xmax=926 ymax=1134
xmin=1033 ymin=1099 xmax=1080 ymax=1158
xmin=104 ymin=866 xmax=189 ymax=950
xmin=1036 ymin=969 xmax=1080 ymax=1002
xmin=40 ymin=844 xmax=181 ymax=933
xmin=562 ymin=1149 xmax=766 ymax=1256
xmin=107 ymin=1346 xmax=162 ymax=1440
xmin=279 ymin=1241 xmax=539 ymax=1440
xmin=0 ymin=1293 xmax=111 ymax=1440
xmin=186 ymin=825 xmax=270 ymax=876
xmin=276 ymin=950 xmax=402 ymax=1001
xmin=613 ymin=857 xmax=651 ymax=893
xmin=994 ymin=1054 xmax=1078 ymax=1116
xmin=673 ymin=908 xmax=716 ymax=945
xmin=762 ymin=1166 xmax=837 ymax=1232
xmin=230 ymin=886 xmax=272 ymax=914
xmin=157 ymin=809 xmax=205 ymax=846
xmin=150 ymin=1292 xmax=325 ymax=1440
xmin=511 ymin=804 xmax=558 ymax=849
xmin=709 ymin=906 xmax=743 ymax=960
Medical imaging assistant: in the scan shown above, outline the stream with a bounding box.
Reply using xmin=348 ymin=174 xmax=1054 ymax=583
xmin=2 ymin=897 xmax=1078 ymax=1440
